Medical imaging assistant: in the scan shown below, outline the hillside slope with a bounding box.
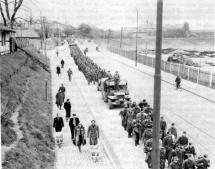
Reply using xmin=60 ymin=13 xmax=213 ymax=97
xmin=1 ymin=48 xmax=55 ymax=169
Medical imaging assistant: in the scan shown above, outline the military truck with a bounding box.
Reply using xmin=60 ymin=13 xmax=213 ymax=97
xmin=100 ymin=78 xmax=130 ymax=109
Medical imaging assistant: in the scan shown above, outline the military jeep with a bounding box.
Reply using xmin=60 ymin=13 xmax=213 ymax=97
xmin=101 ymin=78 xmax=130 ymax=109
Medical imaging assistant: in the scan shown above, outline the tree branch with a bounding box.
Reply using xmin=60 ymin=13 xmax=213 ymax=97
xmin=5 ymin=0 xmax=11 ymax=19
xmin=0 ymin=1 xmax=7 ymax=26
xmin=10 ymin=0 xmax=24 ymax=28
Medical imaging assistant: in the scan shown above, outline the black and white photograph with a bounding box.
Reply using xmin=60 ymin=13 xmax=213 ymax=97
xmin=0 ymin=0 xmax=214 ymax=169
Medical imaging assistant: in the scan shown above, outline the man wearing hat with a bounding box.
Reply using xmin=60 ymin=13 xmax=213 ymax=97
xmin=64 ymin=99 xmax=71 ymax=121
xmin=69 ymin=114 xmax=80 ymax=140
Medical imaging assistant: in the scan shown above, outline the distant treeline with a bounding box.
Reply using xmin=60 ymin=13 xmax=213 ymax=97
xmin=34 ymin=22 xmax=214 ymax=39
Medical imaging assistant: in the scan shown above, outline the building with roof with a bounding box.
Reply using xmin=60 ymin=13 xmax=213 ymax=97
xmin=0 ymin=26 xmax=16 ymax=55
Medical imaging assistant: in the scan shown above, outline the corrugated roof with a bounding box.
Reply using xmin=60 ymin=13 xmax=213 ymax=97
xmin=0 ymin=26 xmax=16 ymax=32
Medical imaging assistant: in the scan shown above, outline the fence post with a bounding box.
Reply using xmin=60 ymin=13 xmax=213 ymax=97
xmin=163 ymin=60 xmax=166 ymax=71
xmin=169 ymin=62 xmax=172 ymax=73
xmin=178 ymin=63 xmax=180 ymax=75
xmin=197 ymin=69 xmax=200 ymax=84
xmin=142 ymin=54 xmax=143 ymax=64
xmin=187 ymin=67 xmax=190 ymax=80
xmin=209 ymin=72 xmax=213 ymax=88
xmin=151 ymin=57 xmax=154 ymax=67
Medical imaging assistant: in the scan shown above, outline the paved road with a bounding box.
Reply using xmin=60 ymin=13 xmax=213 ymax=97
xmin=79 ymin=41 xmax=215 ymax=166
xmin=48 ymin=43 xmax=114 ymax=169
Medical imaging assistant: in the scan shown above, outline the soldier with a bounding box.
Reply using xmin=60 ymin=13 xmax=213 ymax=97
xmin=184 ymin=142 xmax=196 ymax=159
xmin=175 ymin=75 xmax=181 ymax=90
xmin=169 ymin=146 xmax=183 ymax=168
xmin=169 ymin=158 xmax=181 ymax=169
xmin=168 ymin=123 xmax=178 ymax=140
xmin=195 ymin=154 xmax=210 ymax=169
xmin=176 ymin=131 xmax=189 ymax=147
xmin=132 ymin=104 xmax=141 ymax=118
xmin=130 ymin=101 xmax=137 ymax=108
xmin=163 ymin=132 xmax=174 ymax=162
xmin=113 ymin=71 xmax=120 ymax=90
xmin=144 ymin=138 xmax=153 ymax=168
xmin=132 ymin=120 xmax=139 ymax=146
xmin=126 ymin=110 xmax=134 ymax=138
xmin=119 ymin=107 xmax=128 ymax=130
xmin=107 ymin=70 xmax=112 ymax=79
xmin=142 ymin=127 xmax=153 ymax=145
xmin=160 ymin=145 xmax=167 ymax=169
xmin=160 ymin=116 xmax=167 ymax=141
xmin=144 ymin=116 xmax=153 ymax=129
xmin=182 ymin=154 xmax=195 ymax=169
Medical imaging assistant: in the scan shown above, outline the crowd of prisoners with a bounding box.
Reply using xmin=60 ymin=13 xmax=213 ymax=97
xmin=70 ymin=45 xmax=210 ymax=169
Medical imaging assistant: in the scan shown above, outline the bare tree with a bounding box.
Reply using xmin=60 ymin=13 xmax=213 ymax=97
xmin=0 ymin=0 xmax=24 ymax=28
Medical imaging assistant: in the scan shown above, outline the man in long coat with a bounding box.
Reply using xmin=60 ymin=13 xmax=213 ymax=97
xmin=61 ymin=59 xmax=65 ymax=68
xmin=87 ymin=120 xmax=99 ymax=145
xmin=69 ymin=114 xmax=80 ymax=140
xmin=67 ymin=68 xmax=73 ymax=82
xmin=59 ymin=84 xmax=66 ymax=93
xmin=56 ymin=66 xmax=61 ymax=76
xmin=64 ymin=99 xmax=71 ymax=121
xmin=53 ymin=113 xmax=64 ymax=132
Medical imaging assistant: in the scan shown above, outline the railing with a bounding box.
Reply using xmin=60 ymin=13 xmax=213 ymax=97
xmin=107 ymin=45 xmax=215 ymax=89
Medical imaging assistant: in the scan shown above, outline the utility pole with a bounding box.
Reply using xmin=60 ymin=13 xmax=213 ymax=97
xmin=135 ymin=8 xmax=138 ymax=67
xmin=107 ymin=29 xmax=110 ymax=45
xmin=152 ymin=0 xmax=163 ymax=169
xmin=120 ymin=27 xmax=123 ymax=48
xmin=40 ymin=11 xmax=43 ymax=49
xmin=42 ymin=16 xmax=47 ymax=57
xmin=58 ymin=23 xmax=60 ymax=46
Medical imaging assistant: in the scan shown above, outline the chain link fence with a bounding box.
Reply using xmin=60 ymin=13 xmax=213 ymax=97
xmin=107 ymin=45 xmax=215 ymax=89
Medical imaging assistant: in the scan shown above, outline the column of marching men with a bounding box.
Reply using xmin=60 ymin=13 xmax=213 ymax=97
xmin=70 ymin=43 xmax=211 ymax=169
xmin=53 ymin=46 xmax=101 ymax=163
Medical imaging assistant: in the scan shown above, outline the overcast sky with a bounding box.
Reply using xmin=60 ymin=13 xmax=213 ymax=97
xmin=21 ymin=0 xmax=215 ymax=30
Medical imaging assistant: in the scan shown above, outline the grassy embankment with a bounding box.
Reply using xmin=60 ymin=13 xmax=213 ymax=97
xmin=1 ymin=48 xmax=55 ymax=169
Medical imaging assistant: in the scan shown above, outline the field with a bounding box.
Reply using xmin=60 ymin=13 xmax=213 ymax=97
xmin=104 ymin=37 xmax=215 ymax=73
xmin=1 ymin=48 xmax=55 ymax=169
